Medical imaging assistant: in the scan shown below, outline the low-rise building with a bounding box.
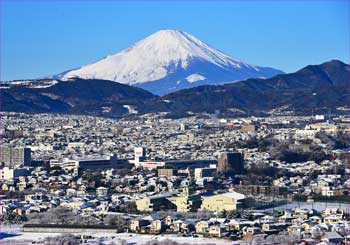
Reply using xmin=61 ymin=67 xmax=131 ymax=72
xmin=201 ymin=191 xmax=246 ymax=212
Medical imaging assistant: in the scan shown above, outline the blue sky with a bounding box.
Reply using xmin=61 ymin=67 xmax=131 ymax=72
xmin=1 ymin=0 xmax=349 ymax=81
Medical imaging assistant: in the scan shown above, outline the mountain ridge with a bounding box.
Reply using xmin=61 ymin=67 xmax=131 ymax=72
xmin=1 ymin=78 xmax=157 ymax=117
xmin=154 ymin=59 xmax=349 ymax=115
xmin=1 ymin=60 xmax=348 ymax=117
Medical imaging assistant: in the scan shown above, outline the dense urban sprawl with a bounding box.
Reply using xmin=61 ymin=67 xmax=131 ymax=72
xmin=1 ymin=112 xmax=350 ymax=245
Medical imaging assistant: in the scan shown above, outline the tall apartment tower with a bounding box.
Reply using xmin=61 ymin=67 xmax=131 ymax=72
xmin=218 ymin=152 xmax=244 ymax=176
xmin=1 ymin=146 xmax=31 ymax=168
xmin=134 ymin=147 xmax=146 ymax=163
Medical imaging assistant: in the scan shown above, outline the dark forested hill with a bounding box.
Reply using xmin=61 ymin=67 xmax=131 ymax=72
xmin=156 ymin=60 xmax=349 ymax=115
xmin=2 ymin=60 xmax=349 ymax=117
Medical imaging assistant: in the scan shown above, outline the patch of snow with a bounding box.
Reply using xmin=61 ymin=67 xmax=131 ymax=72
xmin=123 ymin=105 xmax=138 ymax=114
xmin=41 ymin=93 xmax=61 ymax=100
xmin=102 ymin=107 xmax=112 ymax=113
xmin=11 ymin=80 xmax=32 ymax=85
xmin=1 ymin=226 xmax=234 ymax=245
xmin=186 ymin=73 xmax=206 ymax=83
xmin=30 ymin=80 xmax=58 ymax=88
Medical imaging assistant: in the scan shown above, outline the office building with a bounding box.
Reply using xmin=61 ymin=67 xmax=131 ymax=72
xmin=0 ymin=166 xmax=33 ymax=180
xmin=134 ymin=147 xmax=146 ymax=163
xmin=218 ymin=152 xmax=244 ymax=176
xmin=50 ymin=155 xmax=126 ymax=176
xmin=158 ymin=168 xmax=177 ymax=178
xmin=194 ymin=167 xmax=217 ymax=180
xmin=1 ymin=146 xmax=31 ymax=168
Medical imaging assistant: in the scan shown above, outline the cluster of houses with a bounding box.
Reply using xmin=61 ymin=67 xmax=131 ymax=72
xmin=273 ymin=173 xmax=350 ymax=197
xmin=128 ymin=207 xmax=349 ymax=244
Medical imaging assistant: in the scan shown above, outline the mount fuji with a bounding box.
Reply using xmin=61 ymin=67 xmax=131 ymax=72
xmin=57 ymin=30 xmax=284 ymax=95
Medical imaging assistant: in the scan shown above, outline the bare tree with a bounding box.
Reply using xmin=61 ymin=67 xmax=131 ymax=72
xmin=44 ymin=234 xmax=80 ymax=245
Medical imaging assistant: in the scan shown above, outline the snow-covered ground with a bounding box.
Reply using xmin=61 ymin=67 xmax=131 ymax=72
xmin=0 ymin=225 xmax=237 ymax=244
xmin=262 ymin=201 xmax=350 ymax=212
xmin=94 ymin=233 xmax=234 ymax=244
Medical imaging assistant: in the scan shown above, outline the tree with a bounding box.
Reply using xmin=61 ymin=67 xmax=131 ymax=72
xmin=308 ymin=147 xmax=329 ymax=163
xmin=196 ymin=209 xmax=212 ymax=220
xmin=258 ymin=136 xmax=279 ymax=152
xmin=316 ymin=131 xmax=350 ymax=150
xmin=104 ymin=215 xmax=128 ymax=231
xmin=81 ymin=171 xmax=104 ymax=188
xmin=146 ymin=185 xmax=155 ymax=192
xmin=335 ymin=132 xmax=350 ymax=149
xmin=26 ymin=206 xmax=99 ymax=225
xmin=265 ymin=234 xmax=300 ymax=244
xmin=44 ymin=234 xmax=80 ymax=245
xmin=1 ymin=212 xmax=24 ymax=225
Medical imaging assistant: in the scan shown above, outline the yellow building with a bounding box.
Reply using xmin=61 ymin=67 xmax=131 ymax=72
xmin=165 ymin=216 xmax=175 ymax=226
xmin=60 ymin=201 xmax=81 ymax=209
xmin=208 ymin=225 xmax=225 ymax=238
xmin=150 ymin=220 xmax=164 ymax=234
xmin=135 ymin=193 xmax=176 ymax=212
xmin=307 ymin=123 xmax=338 ymax=134
xmin=195 ymin=221 xmax=210 ymax=234
xmin=309 ymin=216 xmax=322 ymax=224
xmin=301 ymin=222 xmax=312 ymax=231
xmin=130 ymin=219 xmax=150 ymax=233
xmin=323 ymin=215 xmax=343 ymax=225
xmin=168 ymin=187 xmax=202 ymax=212
xmin=2 ymin=183 xmax=9 ymax=191
xmin=201 ymin=191 xmax=246 ymax=212
xmin=136 ymin=197 xmax=153 ymax=212
xmin=322 ymin=208 xmax=344 ymax=217
xmin=17 ymin=181 xmax=27 ymax=191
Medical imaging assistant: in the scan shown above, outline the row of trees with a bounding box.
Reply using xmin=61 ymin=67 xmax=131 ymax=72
xmin=233 ymin=131 xmax=350 ymax=164
xmin=27 ymin=206 xmax=129 ymax=229
xmin=243 ymin=233 xmax=300 ymax=245
xmin=43 ymin=236 xmax=216 ymax=245
xmin=44 ymin=234 xmax=80 ymax=245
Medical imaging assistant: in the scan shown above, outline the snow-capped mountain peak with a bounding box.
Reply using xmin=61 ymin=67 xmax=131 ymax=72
xmin=58 ymin=29 xmax=283 ymax=95
xmin=126 ymin=29 xmax=252 ymax=70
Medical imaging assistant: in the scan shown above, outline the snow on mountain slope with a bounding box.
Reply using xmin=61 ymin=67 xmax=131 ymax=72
xmin=58 ymin=30 xmax=283 ymax=95
xmin=186 ymin=74 xmax=206 ymax=83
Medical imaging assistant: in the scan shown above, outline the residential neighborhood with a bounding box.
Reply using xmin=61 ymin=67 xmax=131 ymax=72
xmin=1 ymin=112 xmax=349 ymax=244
